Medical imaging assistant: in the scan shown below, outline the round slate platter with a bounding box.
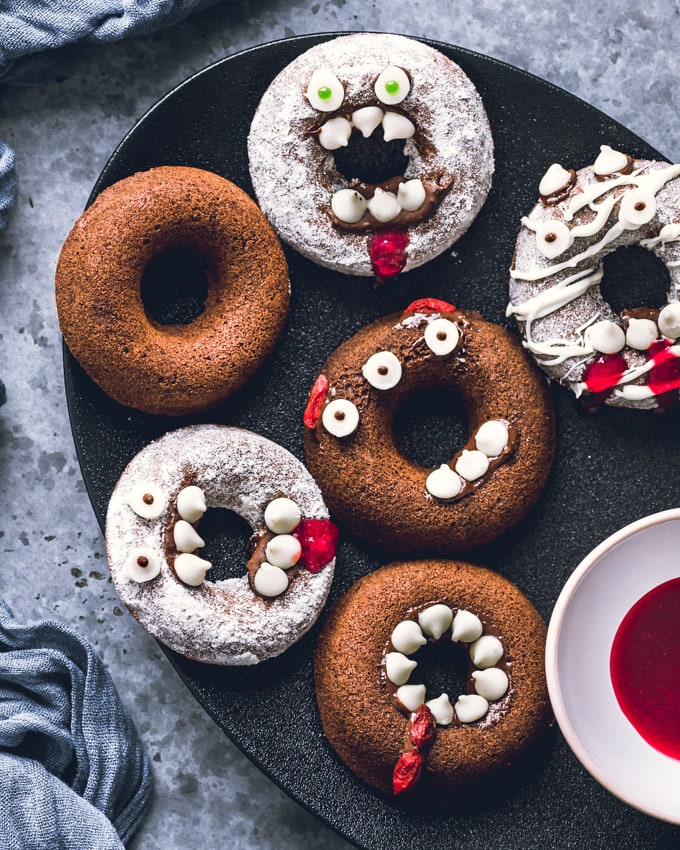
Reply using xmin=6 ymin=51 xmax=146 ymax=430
xmin=63 ymin=34 xmax=680 ymax=849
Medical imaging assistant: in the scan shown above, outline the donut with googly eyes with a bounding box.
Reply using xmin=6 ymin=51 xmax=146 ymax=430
xmin=105 ymin=425 xmax=338 ymax=665
xmin=508 ymin=146 xmax=680 ymax=411
xmin=303 ymin=299 xmax=555 ymax=555
xmin=314 ymin=560 xmax=552 ymax=803
xmin=247 ymin=33 xmax=493 ymax=281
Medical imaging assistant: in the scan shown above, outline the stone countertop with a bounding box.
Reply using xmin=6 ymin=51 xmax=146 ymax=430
xmin=0 ymin=2 xmax=678 ymax=848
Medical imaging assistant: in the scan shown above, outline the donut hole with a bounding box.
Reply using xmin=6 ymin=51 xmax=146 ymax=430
xmin=195 ymin=507 xmax=253 ymax=582
xmin=140 ymin=246 xmax=209 ymax=325
xmin=413 ymin=639 xmax=469 ymax=701
xmin=600 ymin=245 xmax=670 ymax=313
xmin=332 ymin=128 xmax=409 ymax=185
xmin=393 ymin=388 xmax=468 ymax=468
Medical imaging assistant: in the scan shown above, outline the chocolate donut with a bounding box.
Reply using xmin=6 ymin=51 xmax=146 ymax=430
xmin=56 ymin=166 xmax=290 ymax=416
xmin=248 ymin=33 xmax=493 ymax=281
xmin=508 ymin=145 xmax=680 ymax=410
xmin=105 ymin=425 xmax=338 ymax=665
xmin=303 ymin=299 xmax=555 ymax=554
xmin=315 ymin=560 xmax=552 ymax=804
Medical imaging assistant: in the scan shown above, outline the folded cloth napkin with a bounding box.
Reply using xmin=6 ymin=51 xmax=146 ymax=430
xmin=0 ymin=598 xmax=152 ymax=849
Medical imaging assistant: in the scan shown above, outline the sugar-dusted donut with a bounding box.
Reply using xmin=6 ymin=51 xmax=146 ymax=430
xmin=303 ymin=299 xmax=555 ymax=554
xmin=105 ymin=425 xmax=338 ymax=665
xmin=55 ymin=166 xmax=290 ymax=416
xmin=508 ymin=145 xmax=680 ymax=410
xmin=314 ymin=560 xmax=552 ymax=803
xmin=248 ymin=33 xmax=493 ymax=281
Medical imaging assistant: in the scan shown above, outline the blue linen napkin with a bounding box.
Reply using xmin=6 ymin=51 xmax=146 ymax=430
xmin=0 ymin=598 xmax=152 ymax=849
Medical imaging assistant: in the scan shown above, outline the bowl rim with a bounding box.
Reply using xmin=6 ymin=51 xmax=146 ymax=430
xmin=545 ymin=507 xmax=680 ymax=823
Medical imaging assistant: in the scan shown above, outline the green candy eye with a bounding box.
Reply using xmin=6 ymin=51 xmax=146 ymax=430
xmin=318 ymin=86 xmax=332 ymax=101
xmin=306 ymin=69 xmax=344 ymax=112
xmin=375 ymin=66 xmax=410 ymax=105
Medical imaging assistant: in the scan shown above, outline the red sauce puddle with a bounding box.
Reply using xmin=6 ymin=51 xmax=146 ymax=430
xmin=610 ymin=577 xmax=680 ymax=759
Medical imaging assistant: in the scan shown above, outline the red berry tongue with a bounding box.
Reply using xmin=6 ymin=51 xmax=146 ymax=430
xmin=404 ymin=297 xmax=456 ymax=316
xmin=582 ymin=353 xmax=627 ymax=394
xmin=293 ymin=519 xmax=339 ymax=573
xmin=648 ymin=338 xmax=680 ymax=401
xmin=303 ymin=374 xmax=328 ymax=429
xmin=369 ymin=229 xmax=409 ymax=283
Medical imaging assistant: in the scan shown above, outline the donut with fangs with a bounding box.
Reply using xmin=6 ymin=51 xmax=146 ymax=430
xmin=247 ymin=33 xmax=493 ymax=280
xmin=303 ymin=299 xmax=555 ymax=555
xmin=508 ymin=145 xmax=680 ymax=410
xmin=105 ymin=425 xmax=337 ymax=665
xmin=314 ymin=560 xmax=552 ymax=803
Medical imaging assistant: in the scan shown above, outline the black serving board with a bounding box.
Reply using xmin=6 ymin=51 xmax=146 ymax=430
xmin=64 ymin=35 xmax=680 ymax=849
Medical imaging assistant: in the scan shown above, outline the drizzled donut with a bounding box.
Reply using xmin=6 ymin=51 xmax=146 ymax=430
xmin=248 ymin=33 xmax=493 ymax=281
xmin=508 ymin=145 xmax=680 ymax=410
xmin=106 ymin=425 xmax=337 ymax=665
xmin=303 ymin=299 xmax=555 ymax=554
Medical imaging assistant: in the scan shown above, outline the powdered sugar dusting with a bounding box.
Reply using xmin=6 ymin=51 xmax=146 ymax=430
xmin=105 ymin=425 xmax=334 ymax=665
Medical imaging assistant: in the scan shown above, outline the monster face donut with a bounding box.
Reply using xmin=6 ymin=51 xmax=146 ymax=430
xmin=508 ymin=146 xmax=680 ymax=410
xmin=315 ymin=561 xmax=552 ymax=803
xmin=247 ymin=33 xmax=493 ymax=280
xmin=303 ymin=299 xmax=555 ymax=555
xmin=106 ymin=425 xmax=338 ymax=665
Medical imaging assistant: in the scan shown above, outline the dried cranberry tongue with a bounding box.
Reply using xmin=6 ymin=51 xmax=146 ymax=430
xmin=293 ymin=518 xmax=339 ymax=572
xmin=369 ymin=229 xmax=409 ymax=284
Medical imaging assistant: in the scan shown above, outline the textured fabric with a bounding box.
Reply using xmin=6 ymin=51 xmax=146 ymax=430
xmin=0 ymin=598 xmax=152 ymax=849
xmin=0 ymin=141 xmax=16 ymax=230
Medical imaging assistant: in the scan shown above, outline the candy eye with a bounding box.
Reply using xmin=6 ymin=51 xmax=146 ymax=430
xmin=126 ymin=481 xmax=166 ymax=519
xmin=362 ymin=350 xmax=402 ymax=390
xmin=424 ymin=317 xmax=460 ymax=356
xmin=306 ymin=69 xmax=344 ymax=111
xmin=374 ymin=66 xmax=410 ymax=105
xmin=534 ymin=219 xmax=573 ymax=259
xmin=322 ymin=399 xmax=360 ymax=438
xmin=619 ymin=189 xmax=656 ymax=229
xmin=125 ymin=548 xmax=161 ymax=583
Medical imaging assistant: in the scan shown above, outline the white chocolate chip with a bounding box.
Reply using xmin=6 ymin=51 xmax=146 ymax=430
xmin=173 ymin=520 xmax=205 ymax=553
xmin=253 ymin=562 xmax=289 ymax=598
xmin=455 ymin=450 xmax=489 ymax=482
xmin=322 ymin=399 xmax=359 ymax=438
xmin=125 ymin=548 xmax=161 ymax=583
xmin=351 ymin=106 xmax=384 ymax=138
xmin=367 ymin=188 xmax=401 ymax=222
xmin=318 ymin=116 xmax=352 ymax=151
xmin=265 ymin=534 xmax=302 ymax=569
xmin=425 ymin=464 xmax=463 ymax=500
xmin=374 ymin=66 xmax=410 ymax=105
xmin=306 ymin=68 xmax=344 ymax=111
xmin=425 ymin=693 xmax=455 ymax=726
xmin=126 ymin=481 xmax=166 ymax=519
xmin=451 ymin=609 xmax=483 ymax=643
xmin=472 ymin=668 xmax=509 ymax=701
xmin=177 ymin=485 xmax=207 ymax=523
xmin=470 ymin=635 xmax=504 ymax=669
xmin=396 ymin=684 xmax=426 ymax=712
xmin=331 ymin=188 xmax=368 ymax=223
xmin=381 ymin=111 xmax=416 ymax=142
xmin=362 ymin=351 xmax=402 ymax=390
xmin=534 ymin=219 xmax=573 ymax=259
xmin=424 ymin=318 xmax=460 ymax=356
xmin=385 ymin=651 xmax=417 ymax=686
xmin=418 ymin=604 xmax=453 ymax=640
xmin=619 ymin=189 xmax=657 ymax=229
xmin=658 ymin=303 xmax=680 ymax=340
xmin=391 ymin=620 xmax=427 ymax=655
xmin=593 ymin=144 xmax=629 ymax=176
xmin=626 ymin=317 xmax=658 ymax=351
xmin=397 ymin=179 xmax=426 ymax=212
xmin=474 ymin=421 xmax=509 ymax=458
xmin=174 ymin=552 xmax=211 ymax=587
xmin=539 ymin=163 xmax=572 ymax=197
xmin=585 ymin=320 xmax=626 ymax=354
xmin=454 ymin=693 xmax=489 ymax=723
xmin=264 ymin=497 xmax=301 ymax=534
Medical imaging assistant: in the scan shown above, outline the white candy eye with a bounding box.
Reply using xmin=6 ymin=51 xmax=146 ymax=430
xmin=306 ymin=68 xmax=344 ymax=111
xmin=265 ymin=534 xmax=302 ymax=569
xmin=177 ymin=485 xmax=206 ymax=523
xmin=374 ymin=66 xmax=410 ymax=105
xmin=318 ymin=116 xmax=352 ymax=150
xmin=264 ymin=497 xmax=301 ymax=534
xmin=322 ymin=399 xmax=359 ymax=438
xmin=331 ymin=188 xmax=367 ymax=223
xmin=658 ymin=303 xmax=680 ymax=340
xmin=125 ymin=548 xmax=161 ymax=583
xmin=253 ymin=562 xmax=289 ymax=598
xmin=126 ymin=481 xmax=166 ymax=519
xmin=424 ymin=318 xmax=460 ymax=356
xmin=619 ymin=189 xmax=656 ymax=229
xmin=174 ymin=552 xmax=211 ymax=587
xmin=474 ymin=421 xmax=509 ymax=458
xmin=362 ymin=350 xmax=402 ymax=390
xmin=585 ymin=320 xmax=626 ymax=354
xmin=534 ymin=219 xmax=573 ymax=258
xmin=625 ymin=317 xmax=658 ymax=351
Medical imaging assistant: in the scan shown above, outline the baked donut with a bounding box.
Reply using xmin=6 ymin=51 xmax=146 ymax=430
xmin=315 ymin=560 xmax=552 ymax=804
xmin=303 ymin=299 xmax=555 ymax=554
xmin=508 ymin=145 xmax=680 ymax=410
xmin=105 ymin=425 xmax=338 ymax=665
xmin=55 ymin=166 xmax=290 ymax=416
xmin=247 ymin=33 xmax=493 ymax=281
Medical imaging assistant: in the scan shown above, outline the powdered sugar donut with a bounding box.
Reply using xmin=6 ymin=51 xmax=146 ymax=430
xmin=105 ymin=425 xmax=338 ymax=665
xmin=247 ymin=33 xmax=493 ymax=281
xmin=508 ymin=146 xmax=680 ymax=410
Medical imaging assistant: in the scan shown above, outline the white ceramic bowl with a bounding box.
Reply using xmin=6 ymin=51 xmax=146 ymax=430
xmin=546 ymin=508 xmax=680 ymax=823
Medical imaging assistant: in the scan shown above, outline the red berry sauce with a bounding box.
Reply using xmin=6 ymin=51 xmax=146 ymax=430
xmin=647 ymin=339 xmax=680 ymax=403
xmin=610 ymin=577 xmax=680 ymax=760
xmin=293 ymin=519 xmax=339 ymax=573
xmin=369 ymin=229 xmax=409 ymax=283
